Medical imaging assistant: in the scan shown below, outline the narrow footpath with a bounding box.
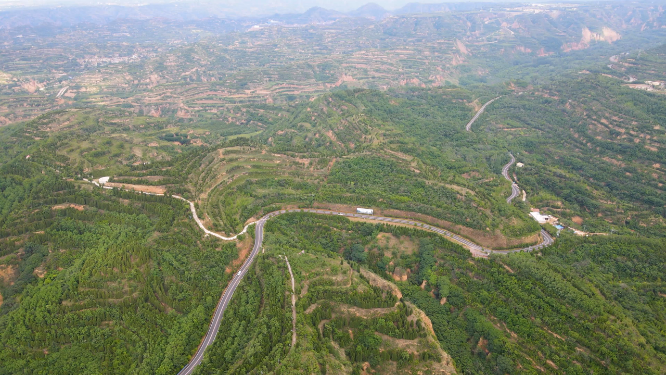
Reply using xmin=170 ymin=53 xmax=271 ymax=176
xmin=281 ymin=255 xmax=297 ymax=351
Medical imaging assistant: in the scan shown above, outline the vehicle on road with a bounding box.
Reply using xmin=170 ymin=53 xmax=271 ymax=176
xmin=177 ymin=205 xmax=554 ymax=375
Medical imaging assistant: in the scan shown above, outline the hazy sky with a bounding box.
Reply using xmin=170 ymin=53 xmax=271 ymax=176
xmin=0 ymin=0 xmax=512 ymax=12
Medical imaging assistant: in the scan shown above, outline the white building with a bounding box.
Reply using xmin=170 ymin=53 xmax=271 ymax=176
xmin=357 ymin=208 xmax=374 ymax=215
xmin=529 ymin=211 xmax=550 ymax=224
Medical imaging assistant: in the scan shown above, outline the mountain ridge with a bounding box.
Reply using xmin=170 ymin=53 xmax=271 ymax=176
xmin=0 ymin=1 xmax=506 ymax=28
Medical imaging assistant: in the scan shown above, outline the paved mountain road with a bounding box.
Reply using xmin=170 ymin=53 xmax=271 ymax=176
xmin=81 ymin=181 xmax=548 ymax=372
xmin=177 ymin=206 xmax=554 ymax=374
xmin=501 ymin=153 xmax=521 ymax=204
xmin=55 ymin=86 xmax=69 ymax=98
xmin=181 ymin=94 xmax=538 ymax=373
xmin=176 ymin=217 xmax=265 ymax=375
xmin=465 ymin=96 xmax=502 ymax=132
xmin=464 ymin=98 xmax=521 ymax=204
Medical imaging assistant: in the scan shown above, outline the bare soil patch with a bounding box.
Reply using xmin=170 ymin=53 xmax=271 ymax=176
xmin=500 ymin=262 xmax=515 ymax=274
xmin=104 ymin=182 xmax=166 ymax=194
xmin=305 ymin=303 xmax=320 ymax=314
xmin=375 ymin=332 xmax=455 ymax=372
xmin=469 ymin=99 xmax=482 ymax=112
xmin=522 ymin=354 xmax=546 ymax=372
xmin=0 ymin=265 xmax=18 ymax=285
xmin=376 ymin=332 xmax=421 ymax=353
xmin=376 ymin=233 xmax=417 ymax=255
xmin=360 ymin=267 xmax=402 ymax=300
xmin=301 ymin=272 xmax=350 ymax=297
xmin=603 ymin=157 xmax=625 ymax=167
xmin=445 ymin=184 xmax=476 ymax=196
xmin=391 ymin=267 xmax=409 ymax=282
xmin=52 ymin=203 xmax=85 ymax=211
xmin=385 ymin=149 xmax=414 ymax=161
xmin=405 ymin=301 xmax=457 ymax=373
xmin=336 ymin=303 xmax=396 ymax=318
xmin=488 ymin=315 xmax=518 ymax=339
xmin=572 ymin=216 xmax=584 ymax=225
xmin=116 ymin=175 xmax=166 ymax=182
xmin=33 ymin=265 xmax=47 ymax=278
xmin=545 ymin=327 xmax=565 ymax=341
xmin=456 ymin=39 xmax=470 ymax=55
xmin=225 ymin=235 xmax=253 ymax=273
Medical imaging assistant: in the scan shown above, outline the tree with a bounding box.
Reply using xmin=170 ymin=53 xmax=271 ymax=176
xmin=438 ymin=276 xmax=450 ymax=299
xmin=345 ymin=243 xmax=367 ymax=263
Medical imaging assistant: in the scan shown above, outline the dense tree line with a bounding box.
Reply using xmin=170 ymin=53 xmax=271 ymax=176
xmin=0 ymin=166 xmax=239 ymax=373
xmin=262 ymin=214 xmax=666 ymax=374
xmin=194 ymin=256 xmax=292 ymax=375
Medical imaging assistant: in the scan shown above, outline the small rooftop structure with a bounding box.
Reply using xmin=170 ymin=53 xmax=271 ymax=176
xmin=357 ymin=207 xmax=374 ymax=215
xmin=529 ymin=211 xmax=550 ymax=224
xmin=516 ymin=162 xmax=524 ymax=168
xmin=98 ymin=176 xmax=110 ymax=185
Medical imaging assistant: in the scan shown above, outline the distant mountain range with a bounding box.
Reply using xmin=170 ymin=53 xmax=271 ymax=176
xmin=0 ymin=1 xmax=504 ymax=28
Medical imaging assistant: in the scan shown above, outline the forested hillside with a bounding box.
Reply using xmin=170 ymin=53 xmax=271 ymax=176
xmin=194 ymin=213 xmax=457 ymax=374
xmin=0 ymin=128 xmax=245 ymax=373
xmin=2 ymin=65 xmax=665 ymax=372
xmin=223 ymin=213 xmax=666 ymax=374
xmin=484 ymin=75 xmax=666 ymax=235
xmin=196 ymin=74 xmax=665 ymax=239
xmin=0 ymin=10 xmax=665 ymax=372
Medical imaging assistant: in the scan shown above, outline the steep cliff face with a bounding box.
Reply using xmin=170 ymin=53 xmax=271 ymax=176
xmin=562 ymin=27 xmax=622 ymax=52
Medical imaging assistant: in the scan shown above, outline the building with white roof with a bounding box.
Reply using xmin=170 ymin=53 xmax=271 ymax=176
xmin=529 ymin=211 xmax=550 ymax=224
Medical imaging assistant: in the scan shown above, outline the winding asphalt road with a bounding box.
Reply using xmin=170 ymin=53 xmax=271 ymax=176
xmin=83 ymin=181 xmax=550 ymax=372
xmin=177 ymin=206 xmax=554 ymax=374
xmin=463 ymin=98 xmax=521 ymax=204
xmin=177 ymin=93 xmax=540 ymax=373
xmin=465 ymin=96 xmax=502 ymax=132
xmin=501 ymin=153 xmax=521 ymax=204
xmin=84 ymin=145 xmax=544 ymax=375
xmin=177 ymin=216 xmax=265 ymax=375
